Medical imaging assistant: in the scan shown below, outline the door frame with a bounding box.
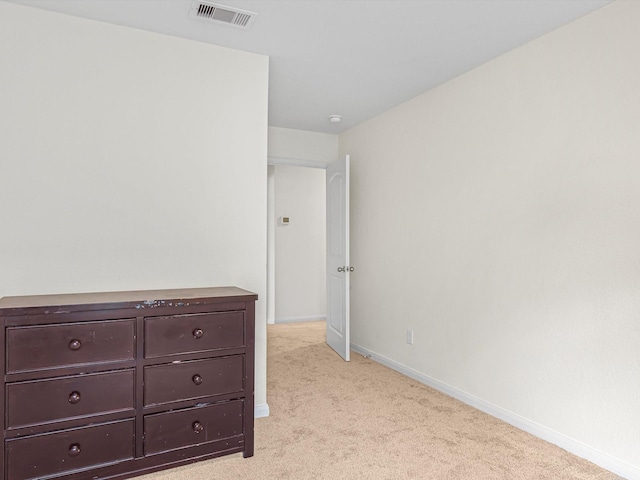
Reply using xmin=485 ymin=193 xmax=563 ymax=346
xmin=266 ymin=156 xmax=330 ymax=325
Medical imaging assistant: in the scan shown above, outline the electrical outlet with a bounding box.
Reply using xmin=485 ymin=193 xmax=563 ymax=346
xmin=406 ymin=329 xmax=414 ymax=345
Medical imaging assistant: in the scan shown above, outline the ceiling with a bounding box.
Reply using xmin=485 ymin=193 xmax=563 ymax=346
xmin=7 ymin=0 xmax=612 ymax=133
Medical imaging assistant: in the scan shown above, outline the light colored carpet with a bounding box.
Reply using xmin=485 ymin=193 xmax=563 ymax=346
xmin=139 ymin=321 xmax=620 ymax=480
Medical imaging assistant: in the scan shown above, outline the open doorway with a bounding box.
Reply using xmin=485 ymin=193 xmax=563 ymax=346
xmin=267 ymin=164 xmax=326 ymax=325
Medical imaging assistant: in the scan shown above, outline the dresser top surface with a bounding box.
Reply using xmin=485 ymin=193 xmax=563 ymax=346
xmin=0 ymin=286 xmax=257 ymax=315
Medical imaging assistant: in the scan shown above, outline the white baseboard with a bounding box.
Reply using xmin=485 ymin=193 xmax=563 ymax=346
xmin=350 ymin=343 xmax=638 ymax=480
xmin=254 ymin=403 xmax=270 ymax=419
xmin=274 ymin=315 xmax=325 ymax=324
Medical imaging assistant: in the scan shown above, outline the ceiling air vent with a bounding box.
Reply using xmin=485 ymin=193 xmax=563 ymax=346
xmin=189 ymin=1 xmax=257 ymax=30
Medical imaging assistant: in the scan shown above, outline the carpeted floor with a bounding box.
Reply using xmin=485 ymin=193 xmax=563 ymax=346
xmin=139 ymin=321 xmax=621 ymax=480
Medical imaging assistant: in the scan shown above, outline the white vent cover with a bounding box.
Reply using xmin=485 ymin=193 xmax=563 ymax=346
xmin=189 ymin=1 xmax=257 ymax=29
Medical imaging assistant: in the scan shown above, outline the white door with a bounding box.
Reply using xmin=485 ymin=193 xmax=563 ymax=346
xmin=326 ymin=155 xmax=350 ymax=361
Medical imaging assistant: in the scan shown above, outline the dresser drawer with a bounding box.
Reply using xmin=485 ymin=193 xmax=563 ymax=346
xmin=6 ymin=370 xmax=134 ymax=429
xmin=144 ymin=400 xmax=243 ymax=455
xmin=6 ymin=319 xmax=135 ymax=373
xmin=144 ymin=356 xmax=244 ymax=406
xmin=6 ymin=419 xmax=134 ymax=480
xmin=144 ymin=312 xmax=244 ymax=358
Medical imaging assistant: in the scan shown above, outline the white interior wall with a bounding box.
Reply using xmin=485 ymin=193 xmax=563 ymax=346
xmin=0 ymin=2 xmax=269 ymax=414
xmin=339 ymin=2 xmax=640 ymax=478
xmin=268 ymin=126 xmax=339 ymax=166
xmin=273 ymin=165 xmax=326 ymax=322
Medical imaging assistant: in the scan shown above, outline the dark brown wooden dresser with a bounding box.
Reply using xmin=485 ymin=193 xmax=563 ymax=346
xmin=0 ymin=286 xmax=257 ymax=480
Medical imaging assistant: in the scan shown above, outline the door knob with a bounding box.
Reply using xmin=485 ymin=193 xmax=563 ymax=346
xmin=337 ymin=266 xmax=345 ymax=272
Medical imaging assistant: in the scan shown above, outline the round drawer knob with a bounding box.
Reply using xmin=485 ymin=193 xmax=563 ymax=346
xmin=68 ymin=443 xmax=81 ymax=457
xmin=68 ymin=339 xmax=82 ymax=351
xmin=192 ymin=421 xmax=204 ymax=434
xmin=193 ymin=328 xmax=204 ymax=339
xmin=69 ymin=391 xmax=81 ymax=404
xmin=192 ymin=374 xmax=203 ymax=386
